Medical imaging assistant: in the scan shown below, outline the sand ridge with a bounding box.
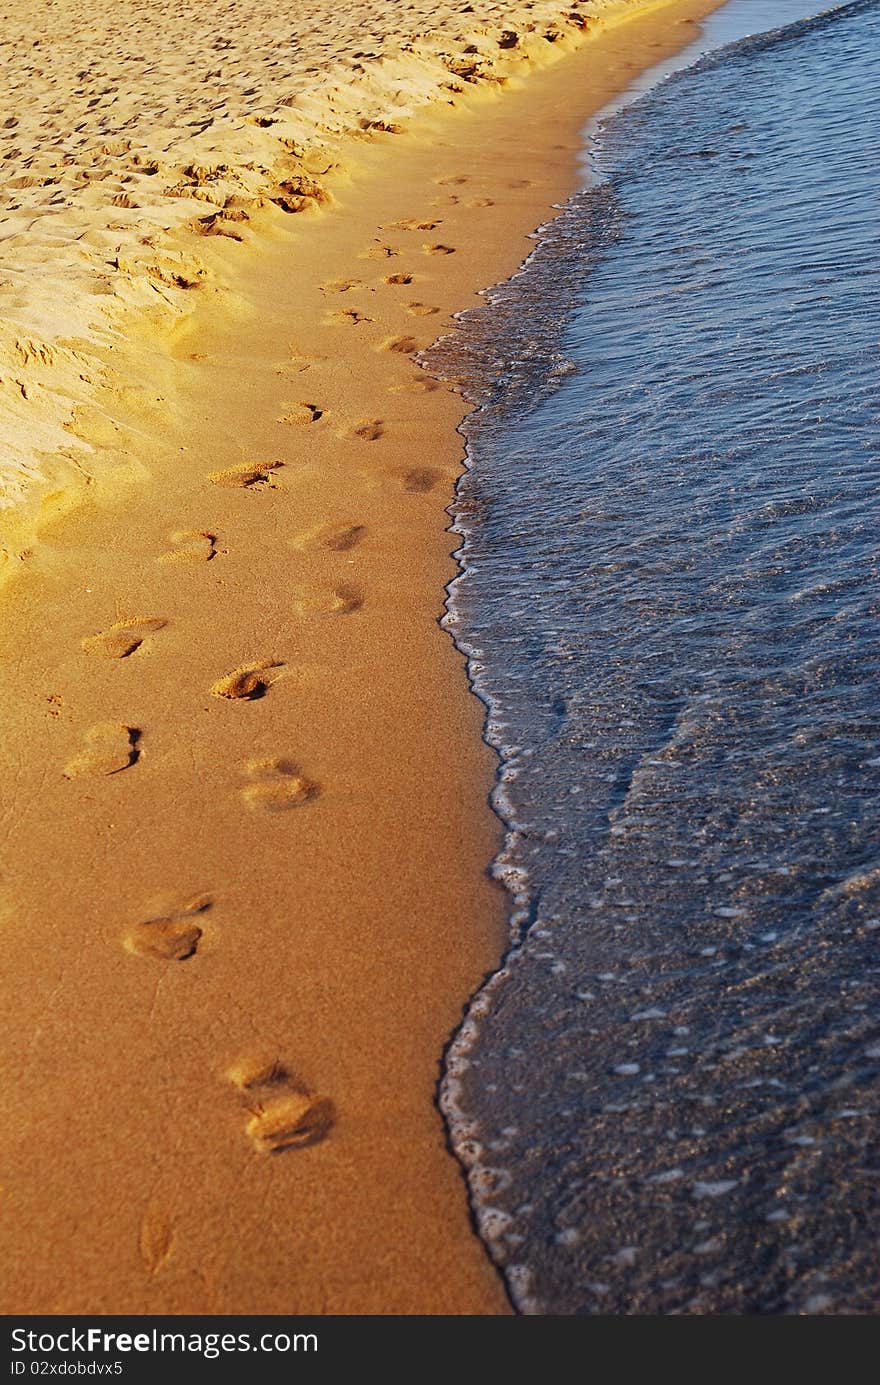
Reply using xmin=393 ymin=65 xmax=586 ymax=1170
xmin=2 ymin=0 xmax=668 ymax=574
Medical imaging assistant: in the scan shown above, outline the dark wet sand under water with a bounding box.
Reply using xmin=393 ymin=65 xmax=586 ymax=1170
xmin=435 ymin=0 xmax=880 ymax=1315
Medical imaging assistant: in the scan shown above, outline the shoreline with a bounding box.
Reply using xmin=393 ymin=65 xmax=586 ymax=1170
xmin=1 ymin=0 xmax=696 ymax=582
xmin=1 ymin=0 xmax=726 ymax=1314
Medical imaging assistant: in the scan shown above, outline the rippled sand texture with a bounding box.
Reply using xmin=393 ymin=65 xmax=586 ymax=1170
xmin=0 ymin=0 xmax=644 ymax=563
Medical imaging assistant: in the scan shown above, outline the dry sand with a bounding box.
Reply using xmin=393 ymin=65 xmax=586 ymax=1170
xmin=0 ymin=0 xmax=723 ymax=1314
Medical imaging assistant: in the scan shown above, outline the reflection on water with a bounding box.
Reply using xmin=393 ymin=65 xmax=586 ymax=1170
xmin=429 ymin=0 xmax=880 ymax=1314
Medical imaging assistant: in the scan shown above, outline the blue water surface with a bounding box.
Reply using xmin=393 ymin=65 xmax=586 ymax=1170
xmin=432 ymin=0 xmax=880 ymax=1315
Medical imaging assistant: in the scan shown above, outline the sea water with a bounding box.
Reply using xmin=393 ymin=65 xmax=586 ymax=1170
xmin=430 ymin=0 xmax=879 ymax=1314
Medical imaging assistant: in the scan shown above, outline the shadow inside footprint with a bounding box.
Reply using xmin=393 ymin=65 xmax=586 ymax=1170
xmin=82 ymin=617 xmax=166 ymax=659
xmin=389 ymin=217 xmax=441 ymax=231
xmin=246 ymin=1093 xmax=335 ymax=1153
xmin=359 ymin=243 xmax=398 ymax=260
xmin=388 ymin=375 xmax=440 ymax=394
xmin=225 ymin=1053 xmax=287 ymax=1090
xmin=379 ymin=335 xmax=419 ymax=354
xmin=81 ymin=617 xmax=166 ymax=659
xmin=241 ymin=757 xmax=318 ymax=812
xmin=323 ymin=524 xmax=367 ymax=552
xmin=160 ymin=530 xmax=217 ymax=564
xmin=331 ymin=308 xmax=374 ymax=325
xmin=296 ymin=582 xmax=363 ymax=616
xmin=64 ymin=724 xmax=140 ymax=779
xmin=209 ymin=460 xmax=283 ymax=488
xmin=278 ymin=402 xmax=323 ymax=426
xmin=124 ymin=892 xmax=211 ymax=961
xmin=211 ymin=660 xmax=283 ymax=701
xmin=400 ymin=467 xmax=441 ymax=493
xmin=347 ymin=418 xmax=384 ymax=442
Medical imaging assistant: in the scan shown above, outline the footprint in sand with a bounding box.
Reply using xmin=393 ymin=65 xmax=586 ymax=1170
xmin=423 ymin=243 xmax=456 ymax=256
xmin=64 ymin=724 xmax=139 ymax=779
xmin=224 ymin=1054 xmax=333 ymax=1152
xmin=160 ymin=530 xmax=217 ymax=564
xmin=277 ymin=401 xmax=323 ymax=426
xmin=240 ymin=757 xmax=318 ymax=813
xmin=209 ymin=460 xmax=283 ymax=489
xmin=210 ymin=659 xmax=283 ymax=701
xmin=124 ymin=892 xmax=211 ymax=962
xmin=226 ymin=1052 xmax=290 ymax=1090
xmin=293 ymin=582 xmax=363 ymax=616
xmin=320 ymin=278 xmax=362 ymax=293
xmin=388 ymin=375 xmax=440 ymax=394
xmin=359 ymin=243 xmax=398 ymax=260
xmin=385 ymin=217 xmax=442 ymax=232
xmin=345 ymin=418 xmax=384 ymax=442
xmin=383 ymin=272 xmax=414 ymax=286
xmin=397 ymin=467 xmax=442 ymax=493
xmin=468 ymin=197 xmax=494 ymax=209
xmin=81 ymin=617 xmax=166 ymax=659
xmin=139 ymin=1210 xmax=176 ymax=1275
xmin=379 ymin=335 xmax=419 ymax=354
xmin=330 ymin=307 xmax=374 ymax=326
xmin=435 ymin=175 xmax=468 ymax=186
xmin=276 ymin=344 xmax=323 ymax=377
xmin=245 ymin=1093 xmax=334 ymax=1152
xmin=406 ymin=302 xmax=439 ymax=317
xmin=291 ymin=522 xmax=368 ymax=554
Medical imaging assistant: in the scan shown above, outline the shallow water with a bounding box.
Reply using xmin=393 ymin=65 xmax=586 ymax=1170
xmin=430 ymin=0 xmax=880 ymax=1314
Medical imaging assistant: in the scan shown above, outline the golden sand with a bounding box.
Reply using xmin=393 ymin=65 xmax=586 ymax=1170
xmin=0 ymin=0 xmax=723 ymax=1313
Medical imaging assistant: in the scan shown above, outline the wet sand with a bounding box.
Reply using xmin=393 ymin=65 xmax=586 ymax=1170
xmin=0 ymin=0 xmax=723 ymax=1315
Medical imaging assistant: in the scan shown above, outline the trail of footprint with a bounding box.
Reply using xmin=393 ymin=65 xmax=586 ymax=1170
xmin=124 ymin=892 xmax=211 ymax=962
xmin=211 ymin=660 xmax=282 ymax=701
xmin=240 ymin=757 xmax=318 ymax=812
xmin=278 ymin=402 xmax=322 ymax=425
xmin=160 ymin=530 xmax=217 ymax=564
xmin=224 ymin=1054 xmax=333 ymax=1152
xmin=423 ymin=243 xmax=456 ymax=256
xmin=209 ymin=460 xmax=283 ymax=488
xmin=81 ymin=617 xmax=166 ymax=659
xmin=64 ymin=724 xmax=139 ymax=779
xmin=345 ymin=418 xmax=384 ymax=442
xmin=294 ymin=583 xmax=363 ymax=616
